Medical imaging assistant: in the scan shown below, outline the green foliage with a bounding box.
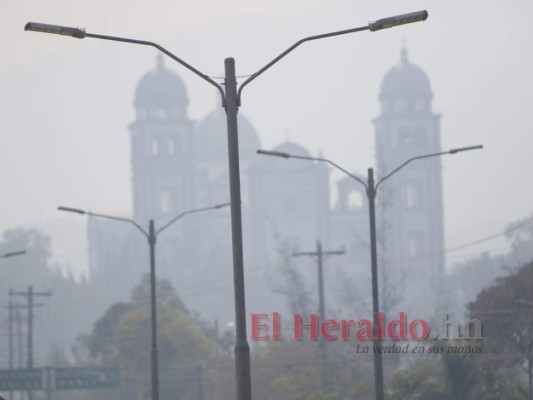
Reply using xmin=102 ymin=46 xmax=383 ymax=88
xmin=1 ymin=228 xmax=93 ymax=371
xmin=388 ymin=348 xmax=526 ymax=400
xmin=388 ymin=359 xmax=446 ymax=400
xmin=388 ymin=261 xmax=533 ymax=400
xmin=469 ymin=259 xmax=533 ymax=366
xmin=77 ymin=274 xmax=214 ymax=400
xmin=249 ymin=339 xmax=372 ymax=400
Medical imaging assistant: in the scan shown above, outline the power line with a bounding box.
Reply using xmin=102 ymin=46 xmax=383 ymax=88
xmin=388 ymin=216 xmax=533 ymax=264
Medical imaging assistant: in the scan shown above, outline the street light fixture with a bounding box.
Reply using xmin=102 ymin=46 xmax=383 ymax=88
xmin=58 ymin=203 xmax=229 ymax=400
xmin=257 ymin=144 xmax=483 ymax=400
xmin=27 ymin=11 xmax=428 ymax=399
xmin=1 ymin=251 xmax=26 ymax=259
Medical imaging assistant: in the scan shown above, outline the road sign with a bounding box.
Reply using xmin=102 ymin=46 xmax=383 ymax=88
xmin=0 ymin=369 xmax=42 ymax=391
xmin=54 ymin=367 xmax=120 ymax=390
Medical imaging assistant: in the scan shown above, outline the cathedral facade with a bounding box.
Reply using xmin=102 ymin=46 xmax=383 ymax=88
xmin=88 ymin=49 xmax=445 ymax=325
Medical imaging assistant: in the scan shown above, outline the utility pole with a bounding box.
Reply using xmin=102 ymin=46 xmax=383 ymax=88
xmin=9 ymin=286 xmax=52 ymax=400
xmin=7 ymin=300 xmax=13 ymax=400
xmin=8 ymin=300 xmax=14 ymax=369
xmin=7 ymin=301 xmax=44 ymax=369
xmin=293 ymin=239 xmax=345 ymax=392
xmin=16 ymin=306 xmax=24 ymax=369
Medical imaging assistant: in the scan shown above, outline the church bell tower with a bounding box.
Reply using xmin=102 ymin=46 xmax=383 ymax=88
xmin=373 ymin=48 xmax=446 ymax=315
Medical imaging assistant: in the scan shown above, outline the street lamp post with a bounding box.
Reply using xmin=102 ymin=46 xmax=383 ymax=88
xmin=257 ymin=145 xmax=483 ymax=400
xmin=26 ymin=11 xmax=428 ymax=398
xmin=58 ymin=203 xmax=229 ymax=400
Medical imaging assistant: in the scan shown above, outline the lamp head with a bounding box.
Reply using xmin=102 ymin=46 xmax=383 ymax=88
xmin=25 ymin=22 xmax=86 ymax=39
xmin=256 ymin=149 xmax=291 ymax=158
xmin=58 ymin=206 xmax=86 ymax=214
xmin=369 ymin=10 xmax=428 ymax=32
xmin=449 ymin=145 xmax=483 ymax=154
xmin=2 ymin=251 xmax=26 ymax=258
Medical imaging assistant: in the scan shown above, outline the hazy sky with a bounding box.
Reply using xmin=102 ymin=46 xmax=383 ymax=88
xmin=1 ymin=0 xmax=532 ymax=276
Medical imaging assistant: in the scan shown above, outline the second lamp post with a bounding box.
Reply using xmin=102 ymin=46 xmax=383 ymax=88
xmin=58 ymin=203 xmax=229 ymax=400
xmin=258 ymin=144 xmax=482 ymax=400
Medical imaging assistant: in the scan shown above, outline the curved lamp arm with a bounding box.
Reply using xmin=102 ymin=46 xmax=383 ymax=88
xmin=24 ymin=23 xmax=226 ymax=107
xmin=375 ymin=145 xmax=483 ymax=192
xmin=238 ymin=10 xmax=428 ymax=105
xmin=155 ymin=203 xmax=230 ymax=236
xmin=58 ymin=206 xmax=149 ymax=238
xmin=256 ymin=149 xmax=368 ymax=190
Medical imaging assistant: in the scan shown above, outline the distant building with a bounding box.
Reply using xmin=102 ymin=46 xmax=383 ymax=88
xmin=88 ymin=48 xmax=446 ymax=324
xmin=373 ymin=48 xmax=445 ymax=317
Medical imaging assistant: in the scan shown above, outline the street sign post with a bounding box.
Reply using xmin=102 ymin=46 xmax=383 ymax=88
xmin=0 ymin=369 xmax=42 ymax=391
xmin=54 ymin=367 xmax=120 ymax=390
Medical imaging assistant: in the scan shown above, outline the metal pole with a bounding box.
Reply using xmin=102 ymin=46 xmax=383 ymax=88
xmin=148 ymin=220 xmax=159 ymax=400
xmin=8 ymin=300 xmax=13 ymax=369
xmin=316 ymin=240 xmax=327 ymax=391
xmin=367 ymin=168 xmax=384 ymax=400
xmin=197 ymin=365 xmax=205 ymax=400
xmin=8 ymin=300 xmax=13 ymax=400
xmin=317 ymin=241 xmax=325 ymax=330
xmin=16 ymin=307 xmax=23 ymax=369
xmin=28 ymin=285 xmax=33 ymax=400
xmin=224 ymin=57 xmax=252 ymax=400
xmin=45 ymin=366 xmax=52 ymax=400
xmin=293 ymin=240 xmax=344 ymax=392
xmin=527 ymin=327 xmax=533 ymax=400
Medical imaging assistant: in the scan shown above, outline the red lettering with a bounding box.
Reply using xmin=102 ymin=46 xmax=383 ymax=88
xmin=251 ymin=314 xmax=270 ymax=340
xmin=356 ymin=319 xmax=373 ymax=340
xmin=409 ymin=319 xmax=430 ymax=340
xmin=377 ymin=311 xmax=386 ymax=339
xmin=387 ymin=312 xmax=407 ymax=341
xmin=292 ymin=314 xmax=319 ymax=340
xmin=320 ymin=319 xmax=339 ymax=341
xmin=341 ymin=319 xmax=355 ymax=340
xmin=272 ymin=312 xmax=280 ymax=340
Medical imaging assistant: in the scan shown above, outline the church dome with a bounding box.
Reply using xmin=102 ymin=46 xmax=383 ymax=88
xmin=273 ymin=142 xmax=311 ymax=158
xmin=196 ymin=108 xmax=261 ymax=163
xmin=258 ymin=141 xmax=314 ymax=168
xmin=380 ymin=48 xmax=432 ymax=101
xmin=134 ymin=55 xmax=189 ymax=110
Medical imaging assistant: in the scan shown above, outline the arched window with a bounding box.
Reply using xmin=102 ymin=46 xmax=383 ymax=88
xmin=151 ymin=139 xmax=159 ymax=156
xmin=394 ymin=100 xmax=408 ymax=114
xmin=414 ymin=126 xmax=428 ymax=146
xmin=283 ymin=197 xmax=297 ymax=213
xmin=347 ymin=190 xmax=364 ymax=210
xmin=407 ymin=232 xmax=424 ymax=257
xmin=414 ymin=99 xmax=426 ymax=113
xmin=160 ymin=190 xmax=172 ymax=215
xmin=168 ymin=139 xmax=175 ymax=155
xmin=398 ymin=126 xmax=412 ymax=147
xmin=156 ymin=109 xmax=166 ymax=119
xmin=405 ymin=182 xmax=422 ymax=209
xmin=137 ymin=108 xmax=147 ymax=119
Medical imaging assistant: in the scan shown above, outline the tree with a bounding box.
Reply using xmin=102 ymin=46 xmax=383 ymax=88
xmin=76 ymin=274 xmax=215 ymax=400
xmin=1 ymin=228 xmax=92 ymax=370
xmin=248 ymin=339 xmax=372 ymax=400
xmin=388 ymin=345 xmax=526 ymax=400
xmin=468 ymin=259 xmax=533 ymax=395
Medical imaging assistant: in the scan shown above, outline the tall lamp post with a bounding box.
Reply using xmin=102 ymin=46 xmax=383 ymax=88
xmin=58 ymin=203 xmax=229 ymax=400
xmin=26 ymin=11 xmax=428 ymax=398
xmin=258 ymin=144 xmax=483 ymax=400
